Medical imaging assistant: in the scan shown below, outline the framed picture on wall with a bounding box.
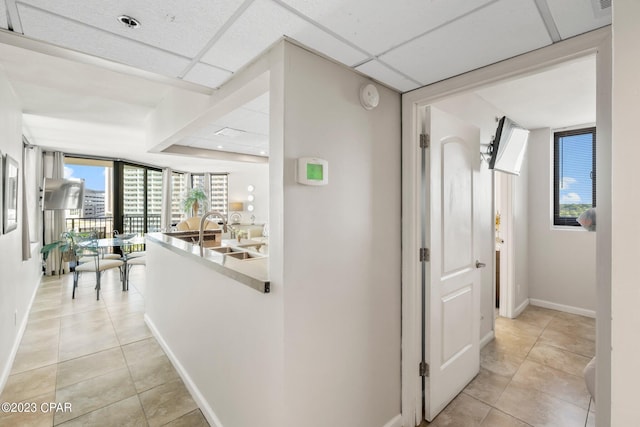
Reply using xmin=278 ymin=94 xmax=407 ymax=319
xmin=4 ymin=154 xmax=18 ymax=233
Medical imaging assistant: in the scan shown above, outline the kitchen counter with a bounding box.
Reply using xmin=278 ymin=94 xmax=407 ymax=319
xmin=145 ymin=232 xmax=270 ymax=293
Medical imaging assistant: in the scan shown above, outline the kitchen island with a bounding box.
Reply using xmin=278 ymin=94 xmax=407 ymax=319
xmin=143 ymin=233 xmax=282 ymax=427
xmin=145 ymin=232 xmax=269 ymax=293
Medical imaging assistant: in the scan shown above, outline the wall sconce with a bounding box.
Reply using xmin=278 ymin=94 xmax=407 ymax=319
xmin=247 ymin=184 xmax=255 ymax=224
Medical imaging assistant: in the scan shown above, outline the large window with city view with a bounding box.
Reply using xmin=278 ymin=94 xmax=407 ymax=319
xmin=62 ymin=157 xmax=230 ymax=235
xmin=553 ymin=127 xmax=596 ymax=226
xmin=63 ymin=157 xmax=113 ymax=237
xmin=122 ymin=164 xmax=162 ymax=235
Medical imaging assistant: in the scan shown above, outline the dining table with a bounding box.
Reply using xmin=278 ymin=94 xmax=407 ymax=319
xmin=94 ymin=235 xmax=146 ymax=291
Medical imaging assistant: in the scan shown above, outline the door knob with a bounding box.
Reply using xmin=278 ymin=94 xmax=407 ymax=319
xmin=475 ymin=260 xmax=486 ymax=268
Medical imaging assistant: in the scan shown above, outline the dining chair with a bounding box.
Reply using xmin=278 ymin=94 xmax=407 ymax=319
xmin=72 ymin=232 xmax=124 ymax=300
xmin=124 ymin=255 xmax=146 ymax=291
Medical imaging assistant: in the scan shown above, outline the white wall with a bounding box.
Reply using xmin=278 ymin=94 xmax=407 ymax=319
xmin=611 ymin=1 xmax=640 ymax=424
xmin=144 ymin=241 xmax=284 ymax=427
xmin=0 ymin=67 xmax=42 ymax=392
xmin=527 ymin=128 xmax=596 ymax=314
xmin=281 ymin=43 xmax=401 ymax=427
xmin=227 ymin=164 xmax=268 ymax=225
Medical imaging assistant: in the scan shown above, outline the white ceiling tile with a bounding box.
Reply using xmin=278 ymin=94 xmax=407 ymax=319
xmin=279 ymin=0 xmax=494 ymax=55
xmin=355 ymin=60 xmax=420 ymax=93
xmin=17 ymin=0 xmax=245 ymax=57
xmin=0 ymin=0 xmax=7 ymax=29
xmin=183 ymin=63 xmax=233 ymax=88
xmin=546 ymin=0 xmax=611 ymax=40
xmin=18 ymin=5 xmax=191 ymax=76
xmin=201 ymin=0 xmax=367 ymax=71
xmin=380 ymin=0 xmax=552 ymax=86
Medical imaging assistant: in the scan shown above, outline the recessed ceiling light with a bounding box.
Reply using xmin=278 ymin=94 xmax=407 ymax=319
xmin=260 ymin=150 xmax=267 ymax=155
xmin=217 ymin=145 xmax=224 ymax=149
xmin=214 ymin=127 xmax=246 ymax=138
xmin=117 ymin=15 xmax=141 ymax=29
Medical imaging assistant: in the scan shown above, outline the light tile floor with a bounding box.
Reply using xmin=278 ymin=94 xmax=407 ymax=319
xmin=1 ymin=268 xmax=596 ymax=427
xmin=423 ymin=305 xmax=596 ymax=427
xmin=0 ymin=268 xmax=210 ymax=427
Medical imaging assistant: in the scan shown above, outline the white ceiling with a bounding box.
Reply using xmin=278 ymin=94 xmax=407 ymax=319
xmin=0 ymin=0 xmax=608 ymax=171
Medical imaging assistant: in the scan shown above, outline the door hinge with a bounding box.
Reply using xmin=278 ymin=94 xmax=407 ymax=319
xmin=419 ymin=247 xmax=430 ymax=262
xmin=420 ymin=133 xmax=429 ymax=149
xmin=420 ymin=361 xmax=430 ymax=377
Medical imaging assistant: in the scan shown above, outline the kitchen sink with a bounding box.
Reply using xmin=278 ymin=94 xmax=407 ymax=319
xmin=225 ymin=251 xmax=263 ymax=260
xmin=211 ymin=246 xmax=241 ymax=254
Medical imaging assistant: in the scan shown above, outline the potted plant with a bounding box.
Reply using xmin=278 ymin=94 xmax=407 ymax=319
xmin=40 ymin=230 xmax=88 ymax=274
xmin=182 ymin=187 xmax=208 ymax=217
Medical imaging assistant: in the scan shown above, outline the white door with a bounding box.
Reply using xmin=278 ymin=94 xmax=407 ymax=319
xmin=422 ymin=106 xmax=482 ymax=421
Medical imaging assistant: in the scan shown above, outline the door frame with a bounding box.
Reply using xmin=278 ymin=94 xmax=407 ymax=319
xmin=401 ymin=27 xmax=611 ymax=426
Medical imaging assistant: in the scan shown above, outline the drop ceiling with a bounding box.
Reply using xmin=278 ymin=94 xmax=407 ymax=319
xmin=0 ymin=0 xmax=609 ymax=170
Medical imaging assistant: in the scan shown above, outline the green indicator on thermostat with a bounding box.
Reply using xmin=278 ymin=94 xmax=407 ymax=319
xmin=307 ymin=163 xmax=323 ymax=181
xmin=297 ymin=157 xmax=328 ymax=185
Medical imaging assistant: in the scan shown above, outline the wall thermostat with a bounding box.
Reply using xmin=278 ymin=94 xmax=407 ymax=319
xmin=297 ymin=157 xmax=328 ymax=186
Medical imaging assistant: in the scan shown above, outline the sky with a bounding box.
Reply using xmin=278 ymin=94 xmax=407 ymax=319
xmin=558 ymin=132 xmax=593 ymax=205
xmin=64 ymin=165 xmax=106 ymax=191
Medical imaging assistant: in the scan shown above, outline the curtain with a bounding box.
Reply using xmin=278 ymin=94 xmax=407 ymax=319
xmin=43 ymin=151 xmax=66 ymax=275
xmin=160 ymin=167 xmax=172 ymax=231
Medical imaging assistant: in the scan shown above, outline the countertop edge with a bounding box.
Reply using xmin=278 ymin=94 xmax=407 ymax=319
xmin=145 ymin=233 xmax=270 ymax=294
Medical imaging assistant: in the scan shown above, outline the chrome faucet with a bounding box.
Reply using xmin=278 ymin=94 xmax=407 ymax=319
xmin=199 ymin=210 xmax=228 ymax=257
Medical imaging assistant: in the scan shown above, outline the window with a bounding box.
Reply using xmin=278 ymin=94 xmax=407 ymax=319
xmin=554 ymin=127 xmax=596 ymax=226
xmin=171 ymin=172 xmax=186 ymax=225
xmin=210 ymin=174 xmax=229 ymax=218
xmin=121 ymin=164 xmax=162 ymax=234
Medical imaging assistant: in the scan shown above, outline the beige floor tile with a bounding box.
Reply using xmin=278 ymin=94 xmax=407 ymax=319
xmin=527 ymin=342 xmax=592 ymax=377
xmin=27 ymin=307 xmax=63 ymax=323
xmin=487 ymin=330 xmax=538 ymax=359
xmin=56 ymin=347 xmax=127 ymax=389
xmin=55 ymin=395 xmax=147 ymax=427
xmin=127 ymin=354 xmax=180 ymax=393
xmin=122 ymin=337 xmax=166 ymax=362
xmin=511 ymin=360 xmax=591 ymax=409
xmin=0 ymin=391 xmax=56 ymax=427
xmin=11 ymin=340 xmax=59 ymax=375
xmin=139 ymin=379 xmax=198 ymax=427
xmin=546 ymin=315 xmax=596 ymax=342
xmin=111 ymin=312 xmax=152 ymax=345
xmin=0 ymin=365 xmax=57 ymax=403
xmin=163 ymin=409 xmax=210 ymax=427
xmin=480 ymin=342 xmax=526 ymax=377
xmin=58 ymin=323 xmax=120 ymax=362
xmin=495 ymin=382 xmax=588 ymax=427
xmin=495 ymin=317 xmax=545 ymax=339
xmin=463 ymin=368 xmax=512 ymax=405
xmin=59 ymin=308 xmax=111 ymax=329
xmin=426 ymin=393 xmax=491 ymax=427
xmin=538 ymin=328 xmax=595 ymax=358
xmin=53 ymin=367 xmax=136 ymax=425
xmin=480 ymin=408 xmax=531 ymax=426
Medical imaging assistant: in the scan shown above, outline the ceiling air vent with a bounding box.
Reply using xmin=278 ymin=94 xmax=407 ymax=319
xmin=591 ymin=0 xmax=611 ymax=18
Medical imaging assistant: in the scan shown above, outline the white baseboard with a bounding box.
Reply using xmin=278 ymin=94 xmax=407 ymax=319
xmin=0 ymin=275 xmax=42 ymax=393
xmin=529 ymin=298 xmax=596 ymax=318
xmin=480 ymin=330 xmax=495 ymax=348
xmin=145 ymin=314 xmax=225 ymax=427
xmin=382 ymin=414 xmax=402 ymax=427
xmin=513 ymin=299 xmax=530 ymax=318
